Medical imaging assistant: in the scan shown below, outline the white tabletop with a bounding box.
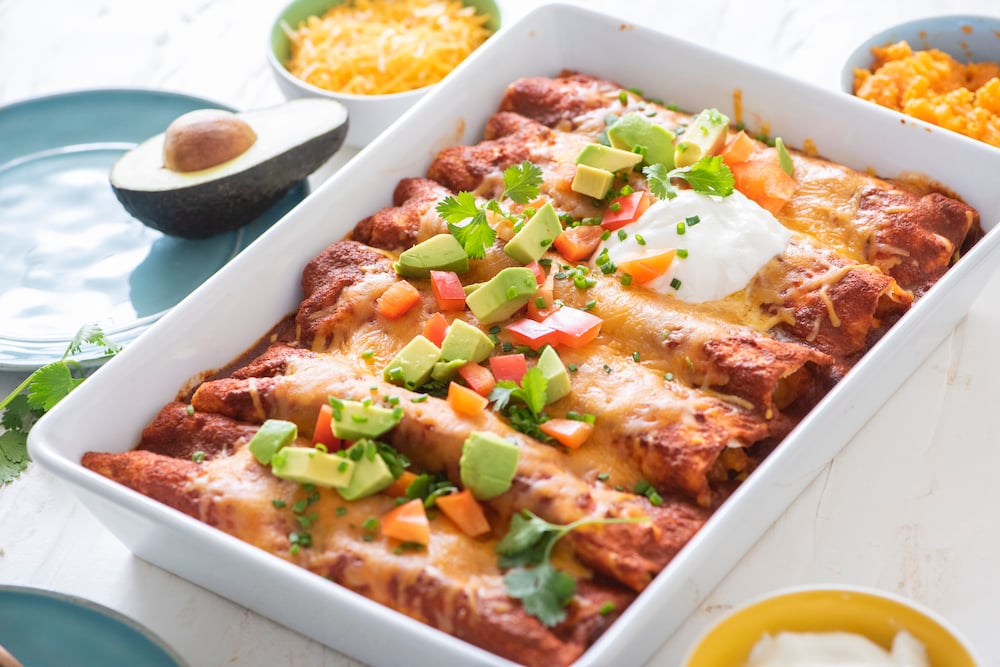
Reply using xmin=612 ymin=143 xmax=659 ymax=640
xmin=1 ymin=1 xmax=998 ymax=665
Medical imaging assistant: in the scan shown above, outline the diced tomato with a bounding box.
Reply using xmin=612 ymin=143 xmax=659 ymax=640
xmin=720 ymin=130 xmax=756 ymax=167
xmin=456 ymin=362 xmax=497 ymax=397
xmin=383 ymin=470 xmax=418 ymax=498
xmin=525 ymin=260 xmax=546 ymax=285
xmin=447 ymin=381 xmax=489 ymax=416
xmin=377 ymin=280 xmax=422 ymax=320
xmin=539 ymin=418 xmax=594 ymax=449
xmin=617 ymin=249 xmax=677 ymax=285
xmin=422 ymin=312 xmax=449 ymax=347
xmin=729 ymin=149 xmax=797 ymax=215
xmin=312 ymin=403 xmax=344 ymax=450
xmin=380 ymin=498 xmax=430 ymax=545
xmin=526 ymin=270 xmax=556 ymax=321
xmin=505 ymin=318 xmax=559 ymax=351
xmin=435 ymin=489 xmax=491 ymax=537
xmin=430 ymin=271 xmax=466 ymax=312
xmin=600 ymin=191 xmax=651 ymax=231
xmin=489 ymin=353 xmax=528 ymax=384
xmin=553 ymin=225 xmax=605 ymax=262
xmin=542 ymin=307 xmax=603 ymax=348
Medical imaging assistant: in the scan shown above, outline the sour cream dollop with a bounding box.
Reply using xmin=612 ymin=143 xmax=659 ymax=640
xmin=745 ymin=630 xmax=931 ymax=667
xmin=598 ymin=189 xmax=790 ymax=302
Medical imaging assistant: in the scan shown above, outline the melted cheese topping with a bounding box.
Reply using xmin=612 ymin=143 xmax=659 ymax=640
xmin=600 ymin=190 xmax=791 ymax=303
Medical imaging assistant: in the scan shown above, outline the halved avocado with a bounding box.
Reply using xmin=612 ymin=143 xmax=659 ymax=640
xmin=110 ymin=98 xmax=348 ymax=238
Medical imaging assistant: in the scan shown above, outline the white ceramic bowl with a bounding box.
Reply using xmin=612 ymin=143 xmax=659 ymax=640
xmin=267 ymin=0 xmax=501 ymax=146
xmin=841 ymin=14 xmax=1000 ymax=93
xmin=683 ymin=585 xmax=981 ymax=667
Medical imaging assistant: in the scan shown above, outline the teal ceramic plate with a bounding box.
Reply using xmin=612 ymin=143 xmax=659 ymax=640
xmin=0 ymin=585 xmax=186 ymax=666
xmin=0 ymin=89 xmax=306 ymax=370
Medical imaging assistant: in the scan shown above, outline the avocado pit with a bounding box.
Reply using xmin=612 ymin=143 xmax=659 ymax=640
xmin=162 ymin=109 xmax=258 ymax=173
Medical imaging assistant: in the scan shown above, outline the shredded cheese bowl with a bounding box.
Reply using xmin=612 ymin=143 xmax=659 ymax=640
xmin=682 ymin=586 xmax=980 ymax=667
xmin=842 ymin=15 xmax=1000 ymax=149
xmin=268 ymin=0 xmax=501 ymax=146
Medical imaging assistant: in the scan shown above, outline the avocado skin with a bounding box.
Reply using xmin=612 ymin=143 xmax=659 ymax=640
xmin=111 ymin=121 xmax=347 ymax=239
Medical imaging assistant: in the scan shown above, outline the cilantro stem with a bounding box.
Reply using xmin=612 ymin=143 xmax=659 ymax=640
xmin=0 ymin=372 xmax=38 ymax=414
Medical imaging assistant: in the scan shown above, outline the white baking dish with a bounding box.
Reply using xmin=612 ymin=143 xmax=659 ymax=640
xmin=28 ymin=4 xmax=1000 ymax=666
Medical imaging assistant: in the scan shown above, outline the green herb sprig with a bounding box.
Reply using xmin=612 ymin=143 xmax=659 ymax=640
xmin=0 ymin=324 xmax=121 ymax=484
xmin=497 ymin=510 xmax=650 ymax=626
xmin=643 ymin=155 xmax=734 ymax=200
xmin=436 ymin=161 xmax=543 ymax=259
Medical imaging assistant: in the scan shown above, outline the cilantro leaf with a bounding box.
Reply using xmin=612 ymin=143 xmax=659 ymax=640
xmin=67 ymin=322 xmax=121 ymax=358
xmin=488 ymin=381 xmax=518 ymax=413
xmin=502 ymin=563 xmax=576 ymax=627
xmin=508 ymin=406 xmax=550 ymax=442
xmin=1 ymin=393 xmax=36 ymax=432
xmin=436 ymin=191 xmax=481 ymax=224
xmin=642 ymin=155 xmax=734 ymax=200
xmin=502 ymin=161 xmax=543 ymax=204
xmin=26 ymin=363 xmax=83 ymax=413
xmin=642 ymin=163 xmax=674 ymax=200
xmin=497 ymin=510 xmax=558 ymax=559
xmin=405 ymin=472 xmax=457 ymax=508
xmin=495 ymin=510 xmax=652 ymax=626
xmin=517 ymin=367 xmax=547 ymax=417
xmin=671 ymin=155 xmax=734 ymax=197
xmin=0 ymin=430 xmax=30 ymax=484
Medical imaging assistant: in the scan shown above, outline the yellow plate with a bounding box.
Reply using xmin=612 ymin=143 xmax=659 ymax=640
xmin=683 ymin=586 xmax=979 ymax=666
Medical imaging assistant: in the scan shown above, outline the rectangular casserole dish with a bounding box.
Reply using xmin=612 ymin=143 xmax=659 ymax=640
xmin=29 ymin=4 xmax=1000 ymax=666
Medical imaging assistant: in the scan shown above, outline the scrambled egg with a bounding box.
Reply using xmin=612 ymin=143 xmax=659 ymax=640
xmin=853 ymin=40 xmax=1000 ymax=147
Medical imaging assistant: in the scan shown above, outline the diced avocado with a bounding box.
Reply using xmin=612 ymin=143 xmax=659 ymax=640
xmin=674 ymin=108 xmax=730 ymax=168
xmin=536 ymin=346 xmax=571 ymax=404
xmin=432 ymin=358 xmax=467 ymax=382
xmin=440 ymin=319 xmax=495 ymax=363
xmin=271 ymin=446 xmax=355 ymax=487
xmin=571 ymin=164 xmax=614 ymax=199
xmin=383 ymin=335 xmax=442 ymax=389
xmin=465 ymin=267 xmax=538 ymax=325
xmin=248 ymin=419 xmax=298 ymax=465
xmin=504 ymin=202 xmax=563 ymax=264
xmin=395 ymin=234 xmax=469 ymax=278
xmin=459 ymin=431 xmax=520 ymax=500
xmin=575 ymin=143 xmax=643 ymax=172
xmin=607 ymin=112 xmax=676 ymax=168
xmin=337 ymin=452 xmax=395 ymax=500
xmin=329 ymin=398 xmax=402 ymax=441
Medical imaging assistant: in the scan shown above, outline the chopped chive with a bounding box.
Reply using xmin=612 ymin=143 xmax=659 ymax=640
xmin=676 ymin=221 xmax=686 ymax=235
xmin=600 ymin=230 xmax=611 ymax=241
xmin=620 ymin=273 xmax=633 ymax=286
xmin=686 ymin=214 xmax=700 ymax=226
xmin=191 ymin=450 xmax=206 ymax=463
xmin=664 ymin=372 xmax=674 ymax=381
xmin=635 ymin=234 xmax=646 ymax=246
xmin=609 ymin=202 xmax=622 ymax=213
xmin=535 ymin=296 xmax=548 ymax=308
xmin=272 ymin=499 xmax=287 ymax=509
xmin=676 ymin=248 xmax=689 ymax=258
xmin=411 ymin=395 xmax=429 ymax=403
xmin=632 ymin=351 xmax=640 ymax=362
xmin=618 ymin=91 xmax=628 ymax=105
xmin=185 ymin=405 xmax=195 ymax=416
xmin=596 ymin=472 xmax=610 ymax=481
xmin=361 ymin=349 xmax=374 ymax=359
xmin=567 ymin=363 xmax=578 ymax=372
xmin=617 ymin=230 xmax=627 ymax=241
xmin=603 ymin=364 xmax=612 ymax=374
xmin=489 ymin=325 xmax=501 ymax=334
xmin=315 ymin=443 xmax=328 ymax=453
xmin=335 ymin=506 xmax=348 ymax=516
xmin=670 ymin=278 xmax=682 ymax=290
xmin=363 ymin=517 xmax=378 ymax=532
xmin=584 ymin=300 xmax=597 ymax=311
xmin=620 ymin=184 xmax=634 ymax=196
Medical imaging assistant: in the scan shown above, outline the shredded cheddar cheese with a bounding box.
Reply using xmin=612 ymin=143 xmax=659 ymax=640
xmin=854 ymin=40 xmax=1000 ymax=147
xmin=283 ymin=0 xmax=493 ymax=96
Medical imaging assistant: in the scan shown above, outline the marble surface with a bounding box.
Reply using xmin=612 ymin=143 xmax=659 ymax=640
xmin=1 ymin=1 xmax=998 ymax=665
